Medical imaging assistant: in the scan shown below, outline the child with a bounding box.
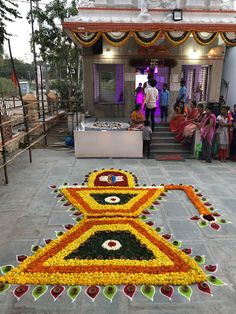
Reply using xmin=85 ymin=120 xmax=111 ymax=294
xmin=143 ymin=120 xmax=152 ymax=158
xmin=217 ymin=106 xmax=230 ymax=162
xmin=160 ymin=83 xmax=170 ymax=124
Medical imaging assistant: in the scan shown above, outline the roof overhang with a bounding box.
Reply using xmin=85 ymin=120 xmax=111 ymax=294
xmin=63 ymin=8 xmax=236 ymax=47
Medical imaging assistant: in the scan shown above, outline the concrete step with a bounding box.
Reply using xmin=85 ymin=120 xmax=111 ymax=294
xmin=154 ymin=125 xmax=170 ymax=130
xmin=151 ymin=148 xmax=191 ymax=155
xmin=152 ymin=137 xmax=176 ymax=143
xmin=152 ymin=131 xmax=174 ymax=137
xmin=151 ymin=142 xmax=189 ymax=150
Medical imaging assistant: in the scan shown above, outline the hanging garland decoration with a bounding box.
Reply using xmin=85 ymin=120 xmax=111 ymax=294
xmin=133 ymin=31 xmax=161 ymax=47
xmin=69 ymin=30 xmax=236 ymax=47
xmin=102 ymin=32 xmax=131 ymax=47
xmin=164 ymin=31 xmax=191 ymax=46
xmin=221 ymin=32 xmax=236 ymax=46
xmin=72 ymin=31 xmax=101 ymax=47
xmin=193 ymin=32 xmax=219 ymax=46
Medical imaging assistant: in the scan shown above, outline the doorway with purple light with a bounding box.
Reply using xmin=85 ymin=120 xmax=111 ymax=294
xmin=135 ymin=66 xmax=170 ymax=123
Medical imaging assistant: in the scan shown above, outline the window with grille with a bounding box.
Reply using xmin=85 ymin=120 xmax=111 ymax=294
xmin=199 ymin=66 xmax=210 ymax=102
xmin=182 ymin=65 xmax=210 ymax=102
xmin=93 ymin=64 xmax=124 ymax=104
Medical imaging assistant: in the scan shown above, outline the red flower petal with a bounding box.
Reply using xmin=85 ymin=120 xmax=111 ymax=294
xmin=13 ymin=285 xmax=29 ymax=300
xmin=205 ymin=264 xmax=217 ymax=272
xmin=190 ymin=216 xmax=200 ymax=221
xmin=160 ymin=285 xmax=174 ymax=299
xmin=123 ymin=284 xmax=137 ymax=300
xmin=197 ymin=282 xmax=212 ymax=295
xmin=162 ymin=234 xmax=172 ymax=240
xmin=210 ymin=222 xmax=221 ymax=231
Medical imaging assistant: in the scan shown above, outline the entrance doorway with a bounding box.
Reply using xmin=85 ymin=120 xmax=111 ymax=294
xmin=135 ymin=66 xmax=170 ymax=121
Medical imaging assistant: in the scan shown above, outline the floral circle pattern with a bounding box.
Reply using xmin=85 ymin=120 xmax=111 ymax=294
xmin=102 ymin=240 xmax=122 ymax=251
xmin=104 ymin=196 xmax=121 ymax=204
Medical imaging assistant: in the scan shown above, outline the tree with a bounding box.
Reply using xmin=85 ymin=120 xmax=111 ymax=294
xmin=0 ymin=0 xmax=21 ymax=44
xmin=30 ymin=0 xmax=82 ymax=105
xmin=0 ymin=58 xmax=35 ymax=81
xmin=0 ymin=77 xmax=17 ymax=97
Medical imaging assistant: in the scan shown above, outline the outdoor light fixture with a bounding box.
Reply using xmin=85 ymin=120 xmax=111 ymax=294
xmin=172 ymin=9 xmax=183 ymax=21
xmin=105 ymin=48 xmax=113 ymax=56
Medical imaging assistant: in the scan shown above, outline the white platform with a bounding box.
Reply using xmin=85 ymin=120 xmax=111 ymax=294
xmin=74 ymin=130 xmax=143 ymax=158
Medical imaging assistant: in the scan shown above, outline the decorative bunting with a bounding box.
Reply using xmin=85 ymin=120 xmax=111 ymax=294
xmin=67 ymin=29 xmax=236 ymax=47
xmin=102 ymin=32 xmax=131 ymax=47
xmin=221 ymin=32 xmax=236 ymax=46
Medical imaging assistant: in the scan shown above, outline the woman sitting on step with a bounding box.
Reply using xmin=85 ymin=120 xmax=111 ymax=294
xmin=175 ymin=100 xmax=197 ymax=142
xmin=129 ymin=103 xmax=145 ymax=129
xmin=170 ymin=101 xmax=186 ymax=133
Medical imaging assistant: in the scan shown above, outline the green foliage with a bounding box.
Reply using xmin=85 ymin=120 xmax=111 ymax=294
xmin=0 ymin=77 xmax=17 ymax=97
xmin=30 ymin=0 xmax=82 ymax=104
xmin=0 ymin=0 xmax=22 ymax=44
xmin=0 ymin=58 xmax=34 ymax=81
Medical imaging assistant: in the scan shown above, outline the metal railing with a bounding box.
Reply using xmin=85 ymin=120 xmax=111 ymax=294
xmin=0 ymin=97 xmax=79 ymax=184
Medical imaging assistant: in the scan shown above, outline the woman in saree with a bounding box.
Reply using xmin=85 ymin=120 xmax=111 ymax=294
xmin=130 ymin=103 xmax=145 ymax=129
xmin=200 ymin=104 xmax=216 ymax=163
xmin=180 ymin=103 xmax=205 ymax=142
xmin=175 ymin=101 xmax=197 ymax=142
xmin=217 ymin=106 xmax=231 ymax=162
xmin=170 ymin=101 xmax=186 ymax=133
xmin=230 ymin=104 xmax=236 ymax=161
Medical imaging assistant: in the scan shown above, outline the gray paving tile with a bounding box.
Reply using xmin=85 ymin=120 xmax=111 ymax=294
xmin=0 ymin=149 xmax=236 ymax=313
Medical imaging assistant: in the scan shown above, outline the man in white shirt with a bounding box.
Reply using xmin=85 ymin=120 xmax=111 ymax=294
xmin=145 ymin=78 xmax=158 ymax=131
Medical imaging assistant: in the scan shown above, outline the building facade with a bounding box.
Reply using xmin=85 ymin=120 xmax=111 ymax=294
xmin=63 ymin=0 xmax=236 ymax=118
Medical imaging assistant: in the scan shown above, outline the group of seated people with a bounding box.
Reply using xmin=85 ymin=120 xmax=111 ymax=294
xmin=170 ymin=99 xmax=236 ymax=162
xmin=170 ymin=100 xmax=204 ymax=144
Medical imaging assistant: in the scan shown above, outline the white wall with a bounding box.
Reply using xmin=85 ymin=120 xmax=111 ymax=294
xmin=221 ymin=47 xmax=236 ymax=108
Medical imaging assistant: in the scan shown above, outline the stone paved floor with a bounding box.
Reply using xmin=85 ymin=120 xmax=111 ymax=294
xmin=0 ymin=149 xmax=236 ymax=314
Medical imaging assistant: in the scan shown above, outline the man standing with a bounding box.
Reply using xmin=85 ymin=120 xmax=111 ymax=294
xmin=177 ymin=79 xmax=187 ymax=103
xmin=145 ymin=78 xmax=158 ymax=132
xmin=160 ymin=83 xmax=170 ymax=124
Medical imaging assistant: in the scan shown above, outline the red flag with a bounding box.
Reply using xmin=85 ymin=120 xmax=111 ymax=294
xmin=11 ymin=70 xmax=18 ymax=86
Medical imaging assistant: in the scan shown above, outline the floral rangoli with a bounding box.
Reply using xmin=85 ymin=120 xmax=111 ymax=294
xmin=0 ymin=169 xmax=228 ymax=302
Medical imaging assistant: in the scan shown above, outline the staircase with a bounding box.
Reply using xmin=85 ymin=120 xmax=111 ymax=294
xmin=150 ymin=124 xmax=192 ymax=158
